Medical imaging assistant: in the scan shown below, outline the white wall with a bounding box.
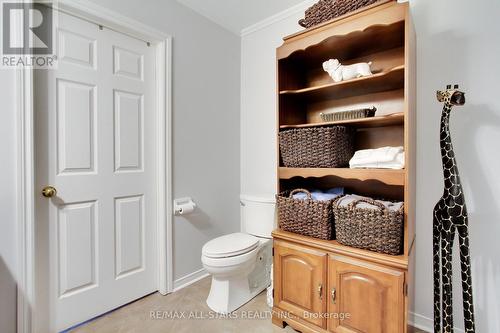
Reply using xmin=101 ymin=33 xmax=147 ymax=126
xmin=86 ymin=0 xmax=241 ymax=283
xmin=0 ymin=69 xmax=19 ymax=333
xmin=241 ymin=0 xmax=500 ymax=331
xmin=412 ymin=1 xmax=500 ymax=331
xmin=240 ymin=14 xmax=300 ymax=197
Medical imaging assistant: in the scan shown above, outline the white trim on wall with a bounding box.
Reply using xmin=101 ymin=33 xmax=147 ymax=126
xmin=16 ymin=68 xmax=35 ymax=333
xmin=58 ymin=0 xmax=167 ymax=42
xmin=16 ymin=1 xmax=173 ymax=332
xmin=240 ymin=0 xmax=315 ymax=37
xmin=409 ymin=312 xmax=465 ymax=333
xmin=156 ymin=36 xmax=174 ymax=296
xmin=239 ymin=0 xmax=411 ymax=37
xmin=173 ymin=268 xmax=209 ymax=292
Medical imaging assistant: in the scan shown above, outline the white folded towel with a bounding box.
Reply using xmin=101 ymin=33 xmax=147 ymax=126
xmin=349 ymin=146 xmax=405 ymax=169
xmin=336 ymin=194 xmax=403 ymax=212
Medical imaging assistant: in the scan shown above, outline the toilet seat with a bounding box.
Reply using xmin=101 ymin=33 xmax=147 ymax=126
xmin=202 ymin=233 xmax=259 ymax=258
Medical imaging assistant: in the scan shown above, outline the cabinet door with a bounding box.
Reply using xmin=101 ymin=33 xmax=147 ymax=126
xmin=328 ymin=255 xmax=405 ymax=333
xmin=274 ymin=240 xmax=327 ymax=328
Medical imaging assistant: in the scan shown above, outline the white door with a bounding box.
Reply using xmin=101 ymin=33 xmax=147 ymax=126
xmin=34 ymin=11 xmax=158 ymax=332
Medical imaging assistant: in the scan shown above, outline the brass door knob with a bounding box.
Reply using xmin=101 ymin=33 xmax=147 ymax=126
xmin=42 ymin=186 xmax=57 ymax=198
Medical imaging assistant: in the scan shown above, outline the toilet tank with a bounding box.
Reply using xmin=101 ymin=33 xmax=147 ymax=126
xmin=240 ymin=195 xmax=276 ymax=238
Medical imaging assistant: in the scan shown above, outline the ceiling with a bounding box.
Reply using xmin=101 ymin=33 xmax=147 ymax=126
xmin=176 ymin=0 xmax=307 ymax=34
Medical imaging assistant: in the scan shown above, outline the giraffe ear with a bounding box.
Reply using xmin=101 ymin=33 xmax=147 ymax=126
xmin=437 ymin=91 xmax=445 ymax=102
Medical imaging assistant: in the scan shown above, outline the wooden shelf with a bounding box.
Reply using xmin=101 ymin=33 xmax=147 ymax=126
xmin=280 ymin=112 xmax=404 ymax=129
xmin=279 ymin=15 xmax=405 ymax=61
xmin=272 ymin=229 xmax=408 ymax=270
xmin=279 ymin=167 xmax=405 ymax=186
xmin=279 ymin=65 xmax=404 ymax=101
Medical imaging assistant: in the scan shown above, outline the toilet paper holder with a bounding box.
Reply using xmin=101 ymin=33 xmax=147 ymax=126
xmin=173 ymin=197 xmax=197 ymax=216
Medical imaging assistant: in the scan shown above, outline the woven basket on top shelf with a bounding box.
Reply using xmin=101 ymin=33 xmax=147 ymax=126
xmin=298 ymin=0 xmax=391 ymax=29
xmin=332 ymin=195 xmax=404 ymax=255
xmin=279 ymin=125 xmax=354 ymax=168
xmin=320 ymin=106 xmax=377 ymax=122
xmin=277 ymin=189 xmax=334 ymax=240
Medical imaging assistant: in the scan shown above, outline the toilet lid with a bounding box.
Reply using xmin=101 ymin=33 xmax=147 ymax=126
xmin=202 ymin=233 xmax=259 ymax=258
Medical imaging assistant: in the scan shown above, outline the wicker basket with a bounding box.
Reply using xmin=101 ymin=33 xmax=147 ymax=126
xmin=277 ymin=189 xmax=334 ymax=240
xmin=298 ymin=0 xmax=389 ymax=29
xmin=279 ymin=126 xmax=354 ymax=168
xmin=320 ymin=107 xmax=376 ymax=122
xmin=332 ymin=196 xmax=404 ymax=255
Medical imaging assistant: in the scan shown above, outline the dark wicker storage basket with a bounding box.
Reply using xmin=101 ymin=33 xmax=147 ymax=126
xmin=320 ymin=107 xmax=376 ymax=122
xmin=279 ymin=126 xmax=354 ymax=168
xmin=298 ymin=0 xmax=389 ymax=29
xmin=277 ymin=189 xmax=334 ymax=240
xmin=332 ymin=196 xmax=404 ymax=255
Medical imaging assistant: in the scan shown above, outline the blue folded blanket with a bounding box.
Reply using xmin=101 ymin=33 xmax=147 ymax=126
xmin=293 ymin=188 xmax=344 ymax=201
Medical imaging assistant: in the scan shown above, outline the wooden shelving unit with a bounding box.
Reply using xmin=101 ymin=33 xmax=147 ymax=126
xmin=272 ymin=2 xmax=416 ymax=333
xmin=273 ymin=229 xmax=409 ymax=270
xmin=279 ymin=65 xmax=404 ymax=101
xmin=279 ymin=167 xmax=405 ymax=186
xmin=279 ymin=111 xmax=404 ymax=129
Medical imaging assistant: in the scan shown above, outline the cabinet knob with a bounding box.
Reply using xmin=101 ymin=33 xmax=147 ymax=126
xmin=331 ymin=288 xmax=336 ymax=304
xmin=318 ymin=284 xmax=323 ymax=300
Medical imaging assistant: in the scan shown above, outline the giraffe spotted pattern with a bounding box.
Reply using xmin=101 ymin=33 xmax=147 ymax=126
xmin=433 ymin=85 xmax=476 ymax=333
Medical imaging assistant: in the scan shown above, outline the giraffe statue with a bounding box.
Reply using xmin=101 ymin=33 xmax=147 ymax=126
xmin=433 ymin=84 xmax=476 ymax=333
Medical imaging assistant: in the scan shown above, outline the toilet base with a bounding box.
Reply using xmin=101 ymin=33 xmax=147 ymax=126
xmin=203 ymin=239 xmax=273 ymax=314
xmin=206 ymin=276 xmax=266 ymax=314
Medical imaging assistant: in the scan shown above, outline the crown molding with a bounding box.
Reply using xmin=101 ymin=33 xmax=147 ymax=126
xmin=240 ymin=0 xmax=316 ymax=37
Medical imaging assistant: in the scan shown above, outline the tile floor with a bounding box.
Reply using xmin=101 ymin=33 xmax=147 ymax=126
xmin=72 ymin=277 xmax=427 ymax=333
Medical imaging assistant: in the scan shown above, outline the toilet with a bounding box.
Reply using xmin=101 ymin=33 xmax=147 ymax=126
xmin=201 ymin=195 xmax=275 ymax=314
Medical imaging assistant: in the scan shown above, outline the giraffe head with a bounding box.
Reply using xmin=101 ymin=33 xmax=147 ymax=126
xmin=437 ymin=84 xmax=466 ymax=106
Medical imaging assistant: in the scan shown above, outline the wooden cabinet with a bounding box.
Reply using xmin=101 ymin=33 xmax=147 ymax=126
xmin=272 ymin=235 xmax=407 ymax=333
xmin=272 ymin=1 xmax=415 ymax=333
xmin=328 ymin=255 xmax=405 ymax=333
xmin=274 ymin=240 xmax=327 ymax=328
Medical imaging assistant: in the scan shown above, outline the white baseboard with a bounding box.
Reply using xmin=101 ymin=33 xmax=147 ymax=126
xmin=172 ymin=268 xmax=209 ymax=292
xmin=409 ymin=312 xmax=465 ymax=333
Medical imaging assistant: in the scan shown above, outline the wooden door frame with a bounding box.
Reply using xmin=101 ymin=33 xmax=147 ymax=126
xmin=15 ymin=1 xmax=173 ymax=332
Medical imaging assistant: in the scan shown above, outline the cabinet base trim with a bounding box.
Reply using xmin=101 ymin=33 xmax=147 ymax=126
xmin=272 ymin=307 xmax=328 ymax=333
